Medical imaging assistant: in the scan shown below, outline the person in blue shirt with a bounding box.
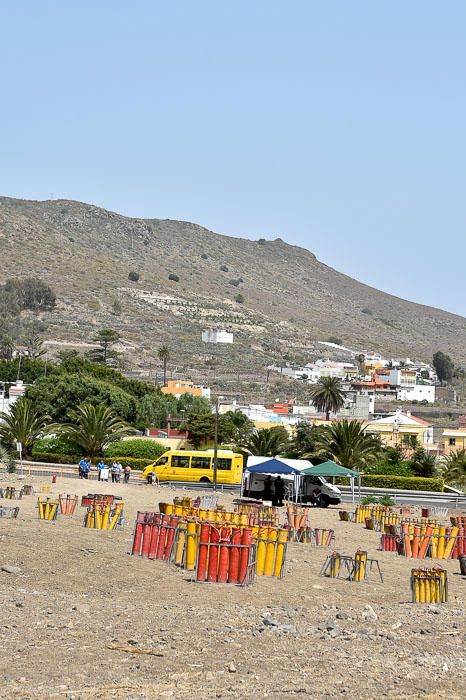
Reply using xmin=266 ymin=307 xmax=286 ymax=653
xmin=97 ymin=460 xmax=107 ymax=482
xmin=79 ymin=458 xmax=90 ymax=479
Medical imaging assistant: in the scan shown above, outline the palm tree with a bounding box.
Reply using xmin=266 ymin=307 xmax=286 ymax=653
xmin=0 ymin=445 xmax=16 ymax=472
xmin=56 ymin=404 xmax=135 ymax=462
xmin=313 ymin=419 xmax=382 ymax=470
xmin=0 ymin=398 xmax=50 ymax=457
xmin=240 ymin=427 xmax=289 ymax=456
xmin=442 ymin=450 xmax=466 ymax=490
xmin=158 ymin=345 xmax=170 ymax=387
xmin=311 ymin=377 xmax=346 ymax=420
xmin=0 ymin=335 xmax=15 ymax=360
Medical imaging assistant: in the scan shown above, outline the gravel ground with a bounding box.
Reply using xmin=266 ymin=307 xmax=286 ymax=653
xmin=0 ymin=473 xmax=465 ymax=699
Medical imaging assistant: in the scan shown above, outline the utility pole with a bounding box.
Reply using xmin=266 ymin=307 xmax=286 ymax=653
xmin=213 ymin=397 xmax=219 ymax=493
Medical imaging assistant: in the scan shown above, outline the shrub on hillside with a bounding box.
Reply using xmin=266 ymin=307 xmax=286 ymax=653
xmin=220 ymin=265 xmax=229 ymax=272
xmin=128 ymin=271 xmax=140 ymax=282
xmin=104 ymin=439 xmax=166 ymax=460
xmin=168 ymin=273 xmax=180 ymax=282
xmin=234 ymin=294 xmax=245 ymax=304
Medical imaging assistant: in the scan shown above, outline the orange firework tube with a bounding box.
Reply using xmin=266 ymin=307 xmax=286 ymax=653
xmin=402 ymin=523 xmax=412 ymax=557
xmin=458 ymin=529 xmax=465 ymax=557
xmin=417 ymin=526 xmax=433 ymax=559
xmin=412 ymin=526 xmax=421 ymax=558
xmin=207 ymin=526 xmax=220 ymax=582
xmin=164 ymin=516 xmax=178 ymax=560
xmin=273 ymin=528 xmax=288 ymax=577
xmin=264 ymin=527 xmax=278 ymax=576
xmin=228 ymin=528 xmax=241 ymax=583
xmin=156 ymin=515 xmax=168 ymax=559
xmin=217 ymin=527 xmax=231 ymax=583
xmin=148 ymin=517 xmax=160 ymax=560
xmin=197 ymin=523 xmax=210 ymax=581
xmin=443 ymin=526 xmax=459 ymax=560
xmin=239 ymin=527 xmax=252 ymax=584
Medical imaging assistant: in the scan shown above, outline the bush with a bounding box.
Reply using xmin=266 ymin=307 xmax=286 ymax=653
xmin=32 ymin=437 xmax=83 ymax=457
xmin=201 ymin=253 xmax=208 ymax=259
xmin=168 ymin=273 xmax=180 ymax=282
xmin=220 ymin=265 xmax=229 ymax=272
xmin=364 ymin=461 xmax=414 ymax=477
xmin=128 ymin=271 xmax=140 ymax=282
xmin=104 ymin=439 xmax=166 ymax=460
xmin=228 ymin=279 xmax=240 ymax=287
xmin=234 ymin=294 xmax=245 ymax=304
xmin=360 ymin=475 xmax=444 ymax=492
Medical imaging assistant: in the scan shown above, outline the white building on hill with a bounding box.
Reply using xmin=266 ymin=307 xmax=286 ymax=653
xmin=201 ymin=329 xmax=233 ymax=344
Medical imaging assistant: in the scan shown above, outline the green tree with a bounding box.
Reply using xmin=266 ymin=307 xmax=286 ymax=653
xmin=408 ymin=447 xmax=437 ymax=478
xmin=313 ymin=419 xmax=382 ymax=470
xmin=158 ymin=344 xmax=170 ymax=386
xmin=442 ymin=449 xmax=466 ymax=490
xmin=184 ymin=413 xmax=237 ymax=449
xmin=56 ymin=404 xmax=135 ymax=461
xmin=0 ymin=398 xmax=50 ymax=457
xmin=136 ymin=392 xmax=177 ymax=429
xmin=87 ymin=329 xmax=121 ymax=365
xmin=239 ymin=426 xmax=290 ymax=456
xmin=433 ymin=351 xmax=454 ymax=383
xmin=286 ymin=421 xmax=328 ymax=459
xmin=0 ymin=445 xmax=16 ymax=472
xmin=310 ymin=377 xmax=346 ymax=420
xmin=0 ymin=335 xmax=15 ymax=360
xmin=24 ymin=331 xmax=46 ymax=359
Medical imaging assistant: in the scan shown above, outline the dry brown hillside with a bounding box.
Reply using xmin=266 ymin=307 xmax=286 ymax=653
xmin=0 ymin=196 xmax=465 ymax=379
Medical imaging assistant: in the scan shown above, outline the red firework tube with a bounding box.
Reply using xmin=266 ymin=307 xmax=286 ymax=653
xmin=238 ymin=527 xmax=252 ymax=585
xmin=459 ymin=530 xmax=465 ymax=557
xmin=164 ymin=516 xmax=179 ymax=560
xmin=207 ymin=526 xmax=220 ymax=582
xmin=228 ymin=528 xmax=241 ymax=583
xmin=217 ymin=527 xmax=231 ymax=583
xmin=156 ymin=515 xmax=169 ymax=559
xmin=197 ymin=523 xmax=211 ymax=581
xmin=148 ymin=518 xmax=160 ymax=559
xmin=141 ymin=524 xmax=152 ymax=557
xmin=132 ymin=522 xmax=144 ymax=555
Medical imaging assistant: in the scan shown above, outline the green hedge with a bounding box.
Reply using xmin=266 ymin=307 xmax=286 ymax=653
xmin=29 ymin=452 xmax=79 ymax=465
xmin=104 ymin=439 xmax=166 ymax=460
xmin=32 ymin=437 xmax=83 ymax=458
xmin=360 ymin=475 xmax=444 ymax=492
xmin=108 ymin=457 xmax=154 ymax=470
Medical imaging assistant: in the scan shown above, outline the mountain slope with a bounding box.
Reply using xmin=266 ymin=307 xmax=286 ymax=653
xmin=0 ymin=196 xmax=464 ymax=368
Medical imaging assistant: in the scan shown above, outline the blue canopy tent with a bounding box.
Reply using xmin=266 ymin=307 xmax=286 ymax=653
xmin=241 ymin=458 xmax=302 ymax=502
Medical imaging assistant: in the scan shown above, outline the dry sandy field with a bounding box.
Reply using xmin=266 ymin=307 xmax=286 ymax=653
xmin=0 ymin=472 xmax=465 ymax=700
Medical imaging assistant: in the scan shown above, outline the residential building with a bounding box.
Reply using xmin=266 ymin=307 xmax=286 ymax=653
xmin=161 ymin=379 xmax=211 ymax=400
xmin=201 ymin=329 xmax=233 ymax=344
xmin=396 ymin=384 xmax=435 ymax=403
xmin=442 ymin=429 xmax=466 ymax=455
xmin=363 ymin=411 xmax=435 ymax=449
xmin=0 ymin=381 xmax=27 ymax=415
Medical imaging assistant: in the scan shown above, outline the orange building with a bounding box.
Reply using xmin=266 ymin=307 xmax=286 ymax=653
xmin=161 ymin=380 xmax=211 ymax=400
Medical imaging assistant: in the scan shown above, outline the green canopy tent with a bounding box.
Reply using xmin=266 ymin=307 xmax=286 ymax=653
xmin=300 ymin=460 xmax=361 ymax=504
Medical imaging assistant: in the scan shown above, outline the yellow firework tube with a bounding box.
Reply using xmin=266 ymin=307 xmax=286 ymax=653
xmin=273 ymin=528 xmax=288 ymax=577
xmin=165 ymin=503 xmax=173 ymax=515
xmin=44 ymin=499 xmax=51 ymax=520
xmin=251 ymin=525 xmax=259 ymax=541
xmin=174 ymin=504 xmax=183 ymax=516
xmin=443 ymin=527 xmax=459 ymax=560
xmin=431 ymin=527 xmax=439 ymax=558
xmin=175 ymin=522 xmax=187 ymax=565
xmin=437 ymin=526 xmax=446 ymax=559
xmin=95 ymin=506 xmax=103 ymax=529
xmin=240 ymin=513 xmax=248 ymax=526
xmin=38 ymin=498 xmax=44 ymax=519
xmin=256 ymin=526 xmax=268 ymax=576
xmin=186 ymin=520 xmax=197 ymax=570
xmin=102 ymin=505 xmax=110 ymax=530
xmin=354 ymin=550 xmax=367 ymax=582
xmin=108 ymin=504 xmax=122 ymax=530
xmin=199 ymin=508 xmax=207 ymax=520
xmin=49 ymin=501 xmax=58 ymax=521
xmin=330 ymin=552 xmax=341 ymax=578
xmin=264 ymin=527 xmax=278 ymax=577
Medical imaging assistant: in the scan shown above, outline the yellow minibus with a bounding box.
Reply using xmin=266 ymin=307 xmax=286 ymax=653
xmin=142 ymin=450 xmax=244 ymax=484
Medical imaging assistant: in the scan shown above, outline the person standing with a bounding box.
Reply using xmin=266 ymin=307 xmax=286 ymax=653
xmin=124 ymin=464 xmax=131 ymax=483
xmin=274 ymin=476 xmax=285 ymax=507
xmin=262 ymin=475 xmax=273 ymax=502
xmin=111 ymin=461 xmax=119 ymax=483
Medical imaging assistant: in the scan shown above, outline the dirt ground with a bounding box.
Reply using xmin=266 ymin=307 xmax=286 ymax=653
xmin=0 ymin=473 xmax=465 ymax=700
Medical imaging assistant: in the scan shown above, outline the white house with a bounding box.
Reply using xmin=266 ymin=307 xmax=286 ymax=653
xmin=397 ymin=384 xmax=436 ymax=404
xmin=0 ymin=381 xmax=27 ymax=415
xmin=201 ymin=328 xmax=233 ymax=344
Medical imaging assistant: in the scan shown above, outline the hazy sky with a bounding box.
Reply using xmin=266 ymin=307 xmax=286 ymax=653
xmin=2 ymin=2 xmax=465 ymax=317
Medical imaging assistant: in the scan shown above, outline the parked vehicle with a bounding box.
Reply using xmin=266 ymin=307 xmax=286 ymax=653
xmin=142 ymin=449 xmax=244 ymax=485
xmin=244 ymin=472 xmax=341 ymax=507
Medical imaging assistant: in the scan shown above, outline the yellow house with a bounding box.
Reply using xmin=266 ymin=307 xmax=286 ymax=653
xmin=442 ymin=429 xmax=466 ymax=455
xmin=362 ymin=412 xmax=434 ymax=450
xmin=161 ymin=380 xmax=210 ymax=399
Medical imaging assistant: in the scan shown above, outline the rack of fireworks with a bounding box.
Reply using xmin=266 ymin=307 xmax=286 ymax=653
xmin=379 ymin=522 xmax=465 ymax=560
xmin=0 ymin=505 xmax=20 ymax=518
xmin=411 ymin=566 xmax=448 ymax=603
xmin=320 ymin=549 xmax=383 ymax=582
xmin=83 ymin=501 xmax=124 ymax=530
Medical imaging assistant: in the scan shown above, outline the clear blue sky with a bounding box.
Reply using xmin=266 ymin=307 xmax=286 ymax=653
xmin=2 ymin=2 xmax=465 ymax=316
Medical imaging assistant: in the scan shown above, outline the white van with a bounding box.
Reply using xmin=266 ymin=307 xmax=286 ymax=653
xmin=244 ymin=458 xmax=341 ymax=507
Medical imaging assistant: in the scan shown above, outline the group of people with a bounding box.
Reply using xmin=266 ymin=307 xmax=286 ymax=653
xmin=262 ymin=475 xmax=286 ymax=507
xmin=78 ymin=458 xmax=131 ymax=483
